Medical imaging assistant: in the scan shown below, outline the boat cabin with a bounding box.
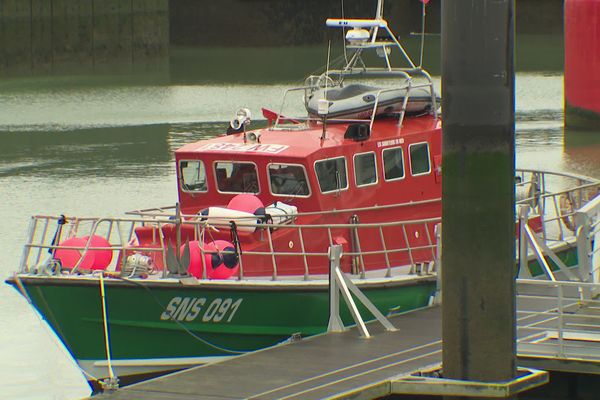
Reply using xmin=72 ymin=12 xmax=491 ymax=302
xmin=175 ymin=115 xmax=442 ymax=218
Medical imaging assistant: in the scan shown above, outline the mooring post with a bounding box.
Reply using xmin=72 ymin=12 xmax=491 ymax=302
xmin=441 ymin=0 xmax=517 ymax=390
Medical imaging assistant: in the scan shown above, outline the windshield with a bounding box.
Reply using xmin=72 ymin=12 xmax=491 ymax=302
xmin=268 ymin=164 xmax=310 ymax=197
xmin=314 ymin=157 xmax=348 ymax=193
xmin=214 ymin=161 xmax=259 ymax=194
xmin=179 ymin=160 xmax=208 ymax=192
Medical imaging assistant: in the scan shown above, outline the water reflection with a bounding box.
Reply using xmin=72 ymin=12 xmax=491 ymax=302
xmin=0 ymin=125 xmax=171 ymax=178
xmin=168 ymin=35 xmax=564 ymax=85
xmin=0 ymin=121 xmax=273 ymax=181
xmin=563 ymin=129 xmax=600 ymax=178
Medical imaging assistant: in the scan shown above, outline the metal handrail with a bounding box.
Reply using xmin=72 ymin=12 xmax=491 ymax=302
xmin=19 ymin=212 xmax=439 ymax=281
xmin=272 ymin=68 xmax=439 ymax=131
xmin=17 ymin=170 xmax=600 ymax=283
xmin=517 ymin=278 xmax=600 ymax=361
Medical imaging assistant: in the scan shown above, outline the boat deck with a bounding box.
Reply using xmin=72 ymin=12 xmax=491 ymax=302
xmin=93 ymin=279 xmax=600 ymax=400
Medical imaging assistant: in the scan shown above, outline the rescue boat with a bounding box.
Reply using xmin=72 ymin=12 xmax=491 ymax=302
xmin=5 ymin=0 xmax=600 ymax=391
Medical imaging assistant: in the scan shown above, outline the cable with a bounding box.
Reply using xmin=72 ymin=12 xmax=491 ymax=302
xmin=112 ymin=275 xmax=250 ymax=355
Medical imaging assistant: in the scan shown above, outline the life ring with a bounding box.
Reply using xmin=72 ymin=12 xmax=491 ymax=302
xmin=559 ymin=194 xmax=575 ymax=232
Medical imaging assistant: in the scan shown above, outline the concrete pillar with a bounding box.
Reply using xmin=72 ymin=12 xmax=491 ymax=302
xmin=441 ymin=0 xmax=517 ymax=387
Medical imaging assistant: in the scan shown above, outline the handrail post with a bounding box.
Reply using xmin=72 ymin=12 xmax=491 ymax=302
xmin=378 ymin=226 xmax=392 ymax=277
xmin=518 ymin=205 xmax=531 ymax=278
xmin=575 ymin=212 xmax=592 ymax=286
xmin=266 ymin=227 xmax=278 ymax=280
xmin=434 ymin=223 xmax=442 ymax=304
xmin=298 ymin=227 xmax=310 ymax=280
xmin=328 ymin=245 xmax=345 ymax=333
xmin=20 ymin=217 xmax=37 ymax=273
xmin=32 ymin=217 xmax=47 ymax=269
xmin=557 ymin=283 xmax=565 ymax=358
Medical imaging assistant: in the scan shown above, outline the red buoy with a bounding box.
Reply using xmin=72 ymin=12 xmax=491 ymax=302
xmin=55 ymin=235 xmax=113 ymax=271
xmin=82 ymin=235 xmax=113 ymax=270
xmin=205 ymin=240 xmax=239 ymax=280
xmin=227 ymin=193 xmax=264 ymax=215
xmin=184 ymin=240 xmax=205 ymax=278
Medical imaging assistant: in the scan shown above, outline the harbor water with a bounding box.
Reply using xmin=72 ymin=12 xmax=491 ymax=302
xmin=1 ymin=45 xmax=600 ymax=399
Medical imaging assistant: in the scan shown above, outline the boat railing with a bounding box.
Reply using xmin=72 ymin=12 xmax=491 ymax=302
xmin=517 ymin=278 xmax=600 ymax=361
xmin=515 ymin=169 xmax=600 ymax=243
xmin=17 ymin=211 xmax=441 ymax=282
xmin=17 ymin=170 xmax=599 ymax=282
xmin=271 ymin=68 xmax=438 ymax=131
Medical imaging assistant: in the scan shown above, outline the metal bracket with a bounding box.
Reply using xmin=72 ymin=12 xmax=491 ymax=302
xmin=327 ymin=244 xmax=397 ymax=338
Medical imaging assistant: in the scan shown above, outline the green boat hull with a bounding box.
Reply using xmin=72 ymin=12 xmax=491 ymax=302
xmin=5 ymin=243 xmax=580 ymax=385
xmin=8 ymin=275 xmax=436 ymax=382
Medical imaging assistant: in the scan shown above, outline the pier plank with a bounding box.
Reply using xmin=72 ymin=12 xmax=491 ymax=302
xmin=94 ymin=284 xmax=600 ymax=400
xmin=96 ymin=306 xmax=442 ymax=400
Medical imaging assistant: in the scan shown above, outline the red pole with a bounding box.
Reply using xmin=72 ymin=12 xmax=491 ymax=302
xmin=565 ymin=0 xmax=600 ymax=130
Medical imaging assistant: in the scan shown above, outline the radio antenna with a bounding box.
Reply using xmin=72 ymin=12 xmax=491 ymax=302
xmin=418 ymin=0 xmax=428 ymax=68
xmin=321 ymin=40 xmax=332 ymax=141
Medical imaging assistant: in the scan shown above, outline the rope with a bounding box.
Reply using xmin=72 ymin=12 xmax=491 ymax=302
xmin=113 ymin=276 xmax=250 ymax=355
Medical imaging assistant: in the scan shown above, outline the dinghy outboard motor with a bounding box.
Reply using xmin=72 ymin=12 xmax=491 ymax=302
xmin=227 ymin=107 xmax=252 ymax=135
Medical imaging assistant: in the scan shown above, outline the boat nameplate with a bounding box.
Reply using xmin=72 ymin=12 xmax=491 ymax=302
xmin=197 ymin=143 xmax=289 ymax=154
xmin=377 ymin=138 xmax=405 ymax=148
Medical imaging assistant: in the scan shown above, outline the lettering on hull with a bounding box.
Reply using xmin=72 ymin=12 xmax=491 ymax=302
xmin=160 ymin=297 xmax=243 ymax=323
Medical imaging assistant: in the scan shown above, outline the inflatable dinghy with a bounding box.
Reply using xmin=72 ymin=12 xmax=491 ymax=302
xmin=306 ymin=84 xmax=437 ymax=119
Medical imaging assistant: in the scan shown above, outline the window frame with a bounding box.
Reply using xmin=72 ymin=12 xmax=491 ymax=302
xmin=313 ymin=156 xmax=349 ymax=194
xmin=267 ymin=163 xmax=312 ymax=198
xmin=213 ymin=160 xmax=261 ymax=195
xmin=353 ymin=151 xmax=378 ymax=188
xmin=409 ymin=142 xmax=432 ymax=176
xmin=179 ymin=159 xmax=209 ymax=193
xmin=382 ymin=146 xmax=406 ymax=182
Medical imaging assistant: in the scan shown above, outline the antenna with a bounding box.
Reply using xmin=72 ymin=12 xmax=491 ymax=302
xmin=419 ymin=0 xmax=428 ymax=68
xmin=341 ymin=0 xmax=348 ymax=64
xmin=372 ymin=0 xmax=384 ymax=43
xmin=320 ymin=40 xmax=332 ymax=140
xmin=325 ymin=40 xmax=331 ymax=95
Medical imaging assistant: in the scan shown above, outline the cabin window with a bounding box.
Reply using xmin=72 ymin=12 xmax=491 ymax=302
xmin=382 ymin=147 xmax=405 ymax=181
xmin=314 ymin=157 xmax=348 ymax=193
xmin=354 ymin=152 xmax=377 ymax=187
xmin=179 ymin=160 xmax=208 ymax=192
xmin=214 ymin=161 xmax=259 ymax=194
xmin=268 ymin=164 xmax=310 ymax=197
xmin=409 ymin=143 xmax=431 ymax=176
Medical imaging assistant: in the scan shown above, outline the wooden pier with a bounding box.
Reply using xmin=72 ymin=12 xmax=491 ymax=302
xmin=93 ymin=278 xmax=600 ymax=400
